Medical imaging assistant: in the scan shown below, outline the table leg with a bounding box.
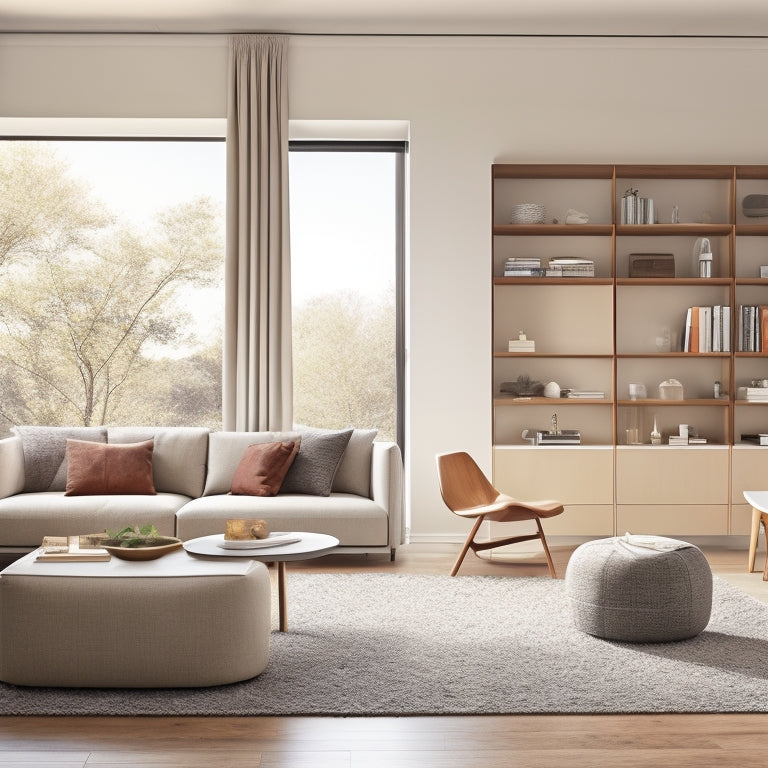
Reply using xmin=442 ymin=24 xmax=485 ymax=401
xmin=749 ymin=507 xmax=761 ymax=573
xmin=277 ymin=561 xmax=287 ymax=632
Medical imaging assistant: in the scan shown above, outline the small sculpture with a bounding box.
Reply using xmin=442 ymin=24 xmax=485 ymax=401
xmin=225 ymin=518 xmax=270 ymax=540
xmin=565 ymin=208 xmax=589 ymax=224
xmin=544 ymin=381 xmax=561 ymax=398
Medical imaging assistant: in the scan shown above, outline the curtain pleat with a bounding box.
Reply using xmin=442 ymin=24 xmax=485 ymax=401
xmin=224 ymin=34 xmax=292 ymax=431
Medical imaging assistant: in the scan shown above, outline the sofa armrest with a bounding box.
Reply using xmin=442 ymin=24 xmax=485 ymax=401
xmin=0 ymin=436 xmax=24 ymax=500
xmin=371 ymin=441 xmax=405 ymax=549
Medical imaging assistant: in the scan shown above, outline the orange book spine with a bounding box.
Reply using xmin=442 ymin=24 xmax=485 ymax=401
xmin=690 ymin=307 xmax=700 ymax=353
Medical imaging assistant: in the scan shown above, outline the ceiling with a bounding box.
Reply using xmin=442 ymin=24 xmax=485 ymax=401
xmin=0 ymin=0 xmax=767 ymax=37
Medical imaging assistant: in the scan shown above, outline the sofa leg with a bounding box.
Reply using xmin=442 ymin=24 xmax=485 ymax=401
xmin=390 ymin=548 xmax=396 ymax=562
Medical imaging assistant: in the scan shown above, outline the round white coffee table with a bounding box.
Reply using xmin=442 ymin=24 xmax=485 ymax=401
xmin=183 ymin=532 xmax=339 ymax=631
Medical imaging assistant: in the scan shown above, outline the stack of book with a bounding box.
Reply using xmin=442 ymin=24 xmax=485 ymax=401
xmin=508 ymin=338 xmax=535 ymax=352
xmin=36 ymin=534 xmax=111 ymax=562
xmin=742 ymin=434 xmax=768 ymax=445
xmin=503 ymin=257 xmax=545 ymax=277
xmin=567 ymin=390 xmax=606 ymax=399
xmin=737 ymin=305 xmax=768 ymax=352
xmin=682 ymin=305 xmax=731 ymax=352
xmin=737 ymin=387 xmax=768 ymax=402
xmin=536 ymin=430 xmax=581 ymax=445
xmin=546 ymin=258 xmax=595 ymax=277
xmin=668 ymin=435 xmax=708 ymax=445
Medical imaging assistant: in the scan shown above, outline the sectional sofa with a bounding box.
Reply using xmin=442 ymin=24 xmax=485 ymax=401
xmin=0 ymin=425 xmax=404 ymax=567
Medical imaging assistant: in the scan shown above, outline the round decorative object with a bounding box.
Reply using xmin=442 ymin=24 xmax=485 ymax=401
xmin=543 ymin=381 xmax=561 ymax=398
xmin=510 ymin=203 xmax=546 ymax=224
xmin=101 ymin=537 xmax=183 ymax=561
xmin=565 ymin=536 xmax=712 ymax=643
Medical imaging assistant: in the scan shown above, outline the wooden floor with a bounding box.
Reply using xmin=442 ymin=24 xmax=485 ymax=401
xmin=2 ymin=541 xmax=768 ymax=768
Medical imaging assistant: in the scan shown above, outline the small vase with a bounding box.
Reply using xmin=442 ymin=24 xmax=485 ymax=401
xmin=651 ymin=416 xmax=661 ymax=445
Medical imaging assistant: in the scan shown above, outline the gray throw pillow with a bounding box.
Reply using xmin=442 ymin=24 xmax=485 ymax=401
xmin=13 ymin=426 xmax=108 ymax=492
xmin=279 ymin=429 xmax=353 ymax=496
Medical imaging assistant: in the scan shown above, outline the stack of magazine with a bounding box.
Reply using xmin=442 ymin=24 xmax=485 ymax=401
xmin=546 ymin=258 xmax=595 ymax=277
xmin=567 ymin=390 xmax=605 ymax=399
xmin=737 ymin=387 xmax=768 ymax=402
xmin=503 ymin=257 xmax=545 ymax=277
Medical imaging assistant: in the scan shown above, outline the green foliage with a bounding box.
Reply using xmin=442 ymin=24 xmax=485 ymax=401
xmin=292 ymin=288 xmax=396 ymax=441
xmin=104 ymin=524 xmax=164 ymax=548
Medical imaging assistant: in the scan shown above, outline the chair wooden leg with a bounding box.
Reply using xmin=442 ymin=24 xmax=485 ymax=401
xmin=536 ymin=518 xmax=557 ymax=579
xmin=451 ymin=515 xmax=485 ymax=576
xmin=749 ymin=506 xmax=761 ymax=573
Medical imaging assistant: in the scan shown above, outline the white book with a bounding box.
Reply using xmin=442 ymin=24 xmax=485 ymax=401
xmin=713 ymin=305 xmax=721 ymax=352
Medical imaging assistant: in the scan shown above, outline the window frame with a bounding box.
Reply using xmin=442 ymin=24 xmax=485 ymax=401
xmin=289 ymin=139 xmax=407 ymax=453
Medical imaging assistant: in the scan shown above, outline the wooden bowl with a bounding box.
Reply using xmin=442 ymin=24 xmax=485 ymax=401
xmin=101 ymin=537 xmax=183 ymax=561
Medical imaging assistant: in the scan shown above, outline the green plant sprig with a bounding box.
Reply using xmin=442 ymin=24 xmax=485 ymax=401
xmin=104 ymin=524 xmax=162 ymax=548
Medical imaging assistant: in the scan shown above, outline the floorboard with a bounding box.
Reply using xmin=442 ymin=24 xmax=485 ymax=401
xmin=1 ymin=542 xmax=766 ymax=767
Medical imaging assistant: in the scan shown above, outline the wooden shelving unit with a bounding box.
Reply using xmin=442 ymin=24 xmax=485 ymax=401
xmin=491 ymin=163 xmax=768 ymax=538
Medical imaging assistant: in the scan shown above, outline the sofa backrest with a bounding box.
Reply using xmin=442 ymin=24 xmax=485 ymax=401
xmin=203 ymin=428 xmax=377 ymax=498
xmin=107 ymin=427 xmax=210 ymax=498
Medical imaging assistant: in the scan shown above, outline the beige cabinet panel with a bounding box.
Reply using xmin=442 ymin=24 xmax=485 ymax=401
xmin=543 ymin=504 xmax=614 ymax=536
xmin=731 ymin=446 xmax=768 ymax=503
xmin=617 ymin=504 xmax=728 ymax=536
xmin=493 ymin=446 xmax=614 ymax=505
xmin=616 ymin=447 xmax=728 ymax=505
xmin=730 ymin=503 xmax=754 ymax=536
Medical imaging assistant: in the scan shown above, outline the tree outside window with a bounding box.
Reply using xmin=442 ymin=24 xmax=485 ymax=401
xmin=0 ymin=140 xmax=225 ymax=436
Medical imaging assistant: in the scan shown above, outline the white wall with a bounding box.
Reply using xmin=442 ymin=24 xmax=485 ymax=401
xmin=2 ymin=33 xmax=768 ymax=541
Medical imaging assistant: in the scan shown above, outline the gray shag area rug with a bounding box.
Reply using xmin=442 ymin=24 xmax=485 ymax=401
xmin=2 ymin=572 xmax=768 ymax=716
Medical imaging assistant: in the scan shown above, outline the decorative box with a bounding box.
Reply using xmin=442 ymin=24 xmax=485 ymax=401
xmin=629 ymin=253 xmax=675 ymax=278
xmin=659 ymin=379 xmax=684 ymax=400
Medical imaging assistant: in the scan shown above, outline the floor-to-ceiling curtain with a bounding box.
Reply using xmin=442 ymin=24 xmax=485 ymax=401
xmin=224 ymin=34 xmax=292 ymax=432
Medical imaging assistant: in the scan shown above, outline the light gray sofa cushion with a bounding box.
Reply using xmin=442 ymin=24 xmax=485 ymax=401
xmin=13 ymin=426 xmax=108 ymax=492
xmin=176 ymin=493 xmax=389 ymax=545
xmin=203 ymin=429 xmax=375 ymax=498
xmin=0 ymin=491 xmax=185 ymax=547
xmin=107 ymin=427 xmax=210 ymax=498
xmin=203 ymin=431 xmax=289 ymax=496
xmin=332 ymin=428 xmax=377 ymax=497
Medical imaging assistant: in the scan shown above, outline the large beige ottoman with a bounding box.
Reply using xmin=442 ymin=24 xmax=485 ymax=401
xmin=0 ymin=548 xmax=271 ymax=687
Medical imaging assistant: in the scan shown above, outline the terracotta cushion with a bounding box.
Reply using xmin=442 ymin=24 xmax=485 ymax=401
xmin=230 ymin=440 xmax=301 ymax=497
xmin=65 ymin=439 xmax=157 ymax=496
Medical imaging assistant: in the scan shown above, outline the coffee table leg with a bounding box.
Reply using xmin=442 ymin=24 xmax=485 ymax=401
xmin=277 ymin=561 xmax=287 ymax=632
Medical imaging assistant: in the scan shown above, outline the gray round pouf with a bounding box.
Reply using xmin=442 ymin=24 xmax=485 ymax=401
xmin=565 ymin=536 xmax=713 ymax=643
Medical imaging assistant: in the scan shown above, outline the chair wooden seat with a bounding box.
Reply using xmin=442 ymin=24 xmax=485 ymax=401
xmin=436 ymin=451 xmax=564 ymax=577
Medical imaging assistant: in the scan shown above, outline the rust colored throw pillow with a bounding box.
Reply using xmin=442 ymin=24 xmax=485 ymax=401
xmin=230 ymin=439 xmax=301 ymax=496
xmin=64 ymin=439 xmax=157 ymax=496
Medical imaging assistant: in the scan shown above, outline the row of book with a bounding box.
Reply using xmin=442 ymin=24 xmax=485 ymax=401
xmin=737 ymin=305 xmax=768 ymax=352
xmin=682 ymin=306 xmax=731 ymax=352
xmin=503 ymin=257 xmax=595 ymax=278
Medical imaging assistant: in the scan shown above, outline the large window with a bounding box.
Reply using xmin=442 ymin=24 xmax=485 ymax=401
xmin=289 ymin=142 xmax=406 ymax=447
xmin=0 ymin=139 xmax=225 ymax=437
